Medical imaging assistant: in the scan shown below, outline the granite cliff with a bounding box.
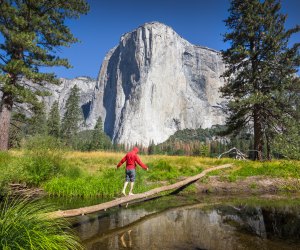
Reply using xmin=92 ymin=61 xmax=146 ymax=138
xmin=1 ymin=76 xmax=96 ymax=120
xmin=42 ymin=76 xmax=96 ymax=120
xmin=85 ymin=22 xmax=226 ymax=146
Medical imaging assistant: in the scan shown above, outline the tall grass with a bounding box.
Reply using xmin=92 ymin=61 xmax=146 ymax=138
xmin=0 ymin=152 xmax=26 ymax=195
xmin=0 ymin=196 xmax=83 ymax=250
xmin=43 ymin=155 xmax=210 ymax=197
xmin=218 ymin=160 xmax=300 ymax=182
xmin=43 ymin=167 xmax=159 ymax=198
xmin=22 ymin=135 xmax=67 ymax=186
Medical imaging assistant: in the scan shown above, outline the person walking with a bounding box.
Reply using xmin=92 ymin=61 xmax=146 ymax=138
xmin=117 ymin=147 xmax=148 ymax=196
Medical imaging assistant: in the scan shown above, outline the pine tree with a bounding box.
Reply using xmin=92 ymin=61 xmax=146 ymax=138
xmin=0 ymin=0 xmax=89 ymax=150
xmin=27 ymin=101 xmax=47 ymax=136
xmin=8 ymin=112 xmax=26 ymax=148
xmin=90 ymin=116 xmax=105 ymax=150
xmin=200 ymin=143 xmax=210 ymax=157
xmin=47 ymin=101 xmax=61 ymax=138
xmin=61 ymin=85 xmax=83 ymax=143
xmin=272 ymin=100 xmax=300 ymax=159
xmin=148 ymin=140 xmax=156 ymax=155
xmin=221 ymin=0 xmax=300 ymax=160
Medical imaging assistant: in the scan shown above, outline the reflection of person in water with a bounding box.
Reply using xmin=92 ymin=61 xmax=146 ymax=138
xmin=120 ymin=230 xmax=132 ymax=248
xmin=117 ymin=147 xmax=148 ymax=196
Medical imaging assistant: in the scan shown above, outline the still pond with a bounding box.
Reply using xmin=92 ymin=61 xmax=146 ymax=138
xmin=48 ymin=194 xmax=300 ymax=250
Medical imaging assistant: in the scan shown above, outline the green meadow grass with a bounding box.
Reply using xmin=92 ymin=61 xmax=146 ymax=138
xmin=1 ymin=150 xmax=300 ymax=198
xmin=207 ymin=160 xmax=300 ymax=182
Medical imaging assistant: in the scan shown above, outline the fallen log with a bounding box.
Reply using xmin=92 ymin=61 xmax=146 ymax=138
xmin=48 ymin=164 xmax=232 ymax=218
xmin=218 ymin=147 xmax=247 ymax=160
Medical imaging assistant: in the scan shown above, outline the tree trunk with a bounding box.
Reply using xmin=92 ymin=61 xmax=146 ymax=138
xmin=0 ymin=92 xmax=13 ymax=151
xmin=254 ymin=107 xmax=263 ymax=160
xmin=266 ymin=132 xmax=272 ymax=160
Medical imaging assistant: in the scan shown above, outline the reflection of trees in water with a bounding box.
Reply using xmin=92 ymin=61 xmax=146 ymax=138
xmin=262 ymin=208 xmax=300 ymax=240
xmin=217 ymin=205 xmax=300 ymax=241
xmin=78 ymin=203 xmax=300 ymax=250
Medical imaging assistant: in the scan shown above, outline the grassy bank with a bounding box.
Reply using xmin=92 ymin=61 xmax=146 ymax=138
xmin=1 ymin=150 xmax=300 ymax=198
xmin=0 ymin=196 xmax=83 ymax=249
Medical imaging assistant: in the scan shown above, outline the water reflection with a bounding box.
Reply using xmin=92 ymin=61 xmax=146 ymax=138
xmin=74 ymin=198 xmax=300 ymax=250
xmin=120 ymin=230 xmax=132 ymax=248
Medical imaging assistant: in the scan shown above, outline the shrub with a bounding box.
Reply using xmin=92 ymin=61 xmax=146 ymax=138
xmin=23 ymin=135 xmax=65 ymax=151
xmin=22 ymin=135 xmax=68 ymax=185
xmin=0 ymin=152 xmax=26 ymax=195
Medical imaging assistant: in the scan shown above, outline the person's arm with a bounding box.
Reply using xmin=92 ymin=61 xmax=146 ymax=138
xmin=135 ymin=155 xmax=148 ymax=170
xmin=117 ymin=155 xmax=127 ymax=168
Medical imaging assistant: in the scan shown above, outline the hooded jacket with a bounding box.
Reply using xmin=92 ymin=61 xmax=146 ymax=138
xmin=117 ymin=147 xmax=148 ymax=170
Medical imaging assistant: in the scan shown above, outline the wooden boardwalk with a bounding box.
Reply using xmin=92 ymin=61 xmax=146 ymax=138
xmin=48 ymin=164 xmax=232 ymax=218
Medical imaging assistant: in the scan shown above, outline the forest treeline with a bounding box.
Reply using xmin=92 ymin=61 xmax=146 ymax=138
xmin=6 ymin=78 xmax=300 ymax=160
xmin=9 ymin=85 xmax=112 ymax=151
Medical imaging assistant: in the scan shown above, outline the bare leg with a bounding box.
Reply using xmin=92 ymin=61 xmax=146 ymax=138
xmin=129 ymin=182 xmax=134 ymax=195
xmin=120 ymin=233 xmax=126 ymax=247
xmin=122 ymin=182 xmax=128 ymax=196
xmin=128 ymin=230 xmax=132 ymax=247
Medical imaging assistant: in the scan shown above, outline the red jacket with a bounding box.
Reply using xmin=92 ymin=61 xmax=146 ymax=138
xmin=117 ymin=147 xmax=148 ymax=170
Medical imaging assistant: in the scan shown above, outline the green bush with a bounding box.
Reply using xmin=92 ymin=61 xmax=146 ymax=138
xmin=0 ymin=152 xmax=27 ymax=195
xmin=0 ymin=152 xmax=12 ymax=195
xmin=64 ymin=165 xmax=83 ymax=179
xmin=0 ymin=196 xmax=83 ymax=250
xmin=24 ymin=151 xmax=66 ymax=185
xmin=23 ymin=135 xmax=65 ymax=151
xmin=22 ymin=135 xmax=68 ymax=185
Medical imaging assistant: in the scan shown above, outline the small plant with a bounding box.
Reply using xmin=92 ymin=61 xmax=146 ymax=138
xmin=249 ymin=183 xmax=258 ymax=189
xmin=0 ymin=196 xmax=83 ymax=250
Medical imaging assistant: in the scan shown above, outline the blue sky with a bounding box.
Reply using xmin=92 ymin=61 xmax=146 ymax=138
xmin=6 ymin=0 xmax=300 ymax=78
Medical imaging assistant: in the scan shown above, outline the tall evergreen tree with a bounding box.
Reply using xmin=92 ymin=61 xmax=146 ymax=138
xmin=90 ymin=116 xmax=104 ymax=150
xmin=221 ymin=0 xmax=300 ymax=160
xmin=61 ymin=85 xmax=83 ymax=143
xmin=90 ymin=116 xmax=112 ymax=150
xmin=47 ymin=101 xmax=60 ymax=138
xmin=0 ymin=0 xmax=89 ymax=150
xmin=27 ymin=101 xmax=47 ymax=136
xmin=8 ymin=112 xmax=26 ymax=148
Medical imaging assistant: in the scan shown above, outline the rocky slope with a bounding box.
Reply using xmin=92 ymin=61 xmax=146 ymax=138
xmin=1 ymin=77 xmax=96 ymax=121
xmin=85 ymin=22 xmax=226 ymax=146
xmin=42 ymin=76 xmax=96 ymax=120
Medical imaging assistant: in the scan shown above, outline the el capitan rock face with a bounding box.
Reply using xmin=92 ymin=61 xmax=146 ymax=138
xmin=85 ymin=22 xmax=226 ymax=146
